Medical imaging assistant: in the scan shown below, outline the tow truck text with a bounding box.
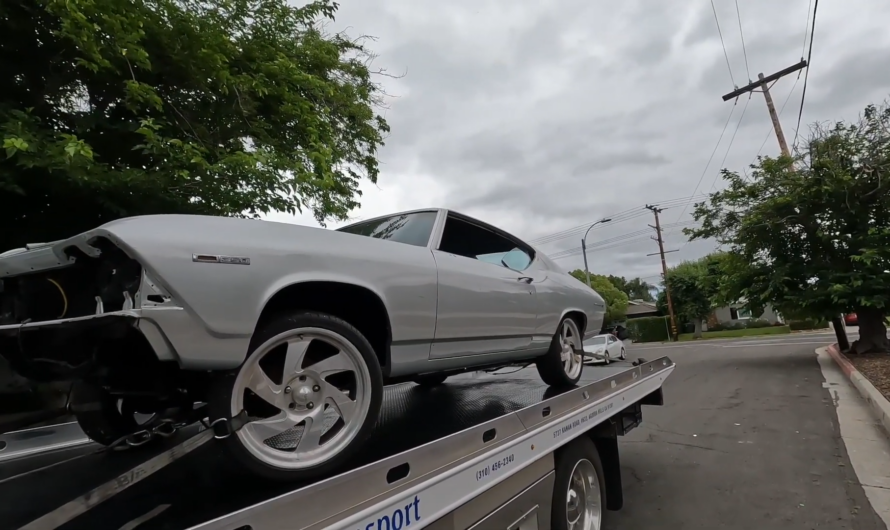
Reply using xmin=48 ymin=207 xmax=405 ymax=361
xmin=552 ymin=402 xmax=614 ymax=439
xmin=475 ymin=453 xmax=515 ymax=481
xmin=357 ymin=495 xmax=421 ymax=530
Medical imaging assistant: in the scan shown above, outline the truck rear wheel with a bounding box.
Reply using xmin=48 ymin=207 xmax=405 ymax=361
xmin=552 ymin=436 xmax=606 ymax=530
xmin=209 ymin=311 xmax=383 ymax=481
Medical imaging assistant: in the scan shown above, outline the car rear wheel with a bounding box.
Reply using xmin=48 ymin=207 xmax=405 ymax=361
xmin=208 ymin=311 xmax=383 ymax=481
xmin=536 ymin=317 xmax=584 ymax=388
xmin=619 ymin=347 xmax=626 ymax=360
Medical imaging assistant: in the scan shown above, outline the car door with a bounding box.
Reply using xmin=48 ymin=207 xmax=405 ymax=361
xmin=430 ymin=214 xmax=538 ymax=360
xmin=606 ymin=335 xmax=619 ymax=358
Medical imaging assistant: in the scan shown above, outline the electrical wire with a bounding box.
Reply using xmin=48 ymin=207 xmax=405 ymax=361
xmin=734 ymin=0 xmax=751 ymax=82
xmin=669 ymin=99 xmax=738 ymax=229
xmin=711 ymin=0 xmax=736 ymax=87
xmin=548 ymin=221 xmax=698 ymax=260
xmin=709 ymin=92 xmax=752 ymax=192
xmin=527 ymin=194 xmax=708 ymax=246
xmin=793 ymin=0 xmax=819 ymax=148
xmin=752 ymin=76 xmax=801 ymax=163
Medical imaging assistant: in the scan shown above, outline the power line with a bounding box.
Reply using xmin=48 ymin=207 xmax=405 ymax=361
xmin=670 ymin=99 xmax=739 ymax=228
xmin=800 ymin=0 xmax=814 ymax=59
xmin=710 ymin=0 xmax=736 ymax=88
xmin=709 ymin=92 xmax=752 ymax=191
xmin=548 ymin=221 xmax=697 ymax=260
xmin=528 ymin=194 xmax=708 ymax=246
xmin=734 ymin=0 xmax=751 ymax=82
xmin=793 ymin=0 xmax=819 ymax=148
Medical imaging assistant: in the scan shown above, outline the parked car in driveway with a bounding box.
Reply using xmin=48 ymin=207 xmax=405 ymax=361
xmin=0 ymin=208 xmax=606 ymax=480
xmin=582 ymin=333 xmax=626 ymax=364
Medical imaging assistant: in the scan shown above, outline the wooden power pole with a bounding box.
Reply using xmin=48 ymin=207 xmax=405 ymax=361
xmin=645 ymin=204 xmax=679 ymax=341
xmin=721 ymin=59 xmax=806 ymax=157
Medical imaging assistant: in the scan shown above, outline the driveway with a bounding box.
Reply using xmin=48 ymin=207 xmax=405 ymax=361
xmin=601 ymin=334 xmax=889 ymax=529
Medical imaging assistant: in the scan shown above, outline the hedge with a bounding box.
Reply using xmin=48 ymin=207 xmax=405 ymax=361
xmin=788 ymin=319 xmax=829 ymax=331
xmin=626 ymin=316 xmax=671 ymax=343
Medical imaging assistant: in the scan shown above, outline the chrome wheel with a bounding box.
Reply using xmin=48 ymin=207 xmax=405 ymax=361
xmin=559 ymin=319 xmax=583 ymax=380
xmin=565 ymin=458 xmax=602 ymax=530
xmin=231 ymin=327 xmax=372 ymax=470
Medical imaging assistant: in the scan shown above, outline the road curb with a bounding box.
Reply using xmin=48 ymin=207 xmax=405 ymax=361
xmin=824 ymin=343 xmax=890 ymax=437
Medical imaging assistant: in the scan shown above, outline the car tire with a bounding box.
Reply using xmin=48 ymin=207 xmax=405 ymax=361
xmin=208 ymin=311 xmax=383 ymax=481
xmin=551 ymin=436 xmax=606 ymax=530
xmin=536 ymin=316 xmax=584 ymax=388
xmin=413 ymin=373 xmax=448 ymax=387
xmin=70 ymin=381 xmax=146 ymax=446
xmin=619 ymin=348 xmax=626 ymax=360
xmin=604 ymin=350 xmax=610 ymax=365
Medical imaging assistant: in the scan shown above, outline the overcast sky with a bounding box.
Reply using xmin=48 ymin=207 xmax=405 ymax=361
xmin=264 ymin=0 xmax=890 ymax=283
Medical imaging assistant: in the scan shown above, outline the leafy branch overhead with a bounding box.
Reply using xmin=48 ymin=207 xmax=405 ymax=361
xmin=684 ymin=100 xmax=890 ymax=353
xmin=0 ymin=0 xmax=389 ymax=250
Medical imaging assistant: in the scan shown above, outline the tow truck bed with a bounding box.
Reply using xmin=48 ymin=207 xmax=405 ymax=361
xmin=0 ymin=357 xmax=674 ymax=530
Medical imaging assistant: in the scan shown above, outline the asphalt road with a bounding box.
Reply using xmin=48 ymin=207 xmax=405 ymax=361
xmin=603 ymin=332 xmax=888 ymax=530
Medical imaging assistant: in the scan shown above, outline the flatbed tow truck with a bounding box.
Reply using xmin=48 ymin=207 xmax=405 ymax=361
xmin=0 ymin=357 xmax=674 ymax=530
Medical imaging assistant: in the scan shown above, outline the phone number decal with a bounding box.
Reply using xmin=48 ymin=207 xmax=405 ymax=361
xmin=475 ymin=453 xmax=515 ymax=481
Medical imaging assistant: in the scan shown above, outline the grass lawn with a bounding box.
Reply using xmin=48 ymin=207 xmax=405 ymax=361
xmin=677 ymin=326 xmax=791 ymax=341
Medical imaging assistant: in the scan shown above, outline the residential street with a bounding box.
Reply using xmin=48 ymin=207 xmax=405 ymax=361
xmin=601 ymin=333 xmax=890 ymax=529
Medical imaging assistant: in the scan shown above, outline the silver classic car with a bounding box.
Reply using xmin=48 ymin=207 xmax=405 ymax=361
xmin=0 ymin=208 xmax=606 ymax=479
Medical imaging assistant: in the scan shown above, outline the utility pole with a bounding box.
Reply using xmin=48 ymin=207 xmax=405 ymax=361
xmin=645 ymin=204 xmax=679 ymax=341
xmin=721 ymin=59 xmax=806 ymax=157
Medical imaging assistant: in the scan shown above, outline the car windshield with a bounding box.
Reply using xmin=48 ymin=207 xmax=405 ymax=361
xmin=336 ymin=211 xmax=438 ymax=248
xmin=584 ymin=336 xmax=607 ymax=346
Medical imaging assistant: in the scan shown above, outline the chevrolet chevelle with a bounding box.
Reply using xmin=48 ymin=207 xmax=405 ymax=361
xmin=0 ymin=208 xmax=606 ymax=480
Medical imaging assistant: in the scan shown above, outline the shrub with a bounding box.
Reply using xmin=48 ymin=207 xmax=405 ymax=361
xmin=745 ymin=319 xmax=773 ymax=329
xmin=788 ymin=319 xmax=829 ymax=331
xmin=626 ymin=316 xmax=671 ymax=343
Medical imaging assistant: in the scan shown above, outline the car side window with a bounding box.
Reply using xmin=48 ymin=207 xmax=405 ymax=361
xmin=438 ymin=215 xmax=534 ymax=271
xmin=607 ymin=336 xmax=616 ymax=344
xmin=336 ymin=211 xmax=438 ymax=248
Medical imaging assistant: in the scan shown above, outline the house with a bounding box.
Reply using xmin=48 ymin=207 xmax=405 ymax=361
xmin=710 ymin=302 xmax=784 ymax=327
xmin=624 ymin=299 xmax=660 ymax=320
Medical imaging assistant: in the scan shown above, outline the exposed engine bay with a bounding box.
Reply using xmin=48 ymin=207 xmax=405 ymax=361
xmin=0 ymin=237 xmax=142 ymax=327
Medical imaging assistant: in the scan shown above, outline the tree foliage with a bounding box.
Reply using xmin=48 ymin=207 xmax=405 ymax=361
xmin=568 ymin=270 xmax=629 ymax=325
xmin=0 ymin=0 xmax=389 ymax=251
xmin=653 ymin=256 xmax=722 ymax=338
xmin=607 ymin=275 xmax=656 ymax=302
xmin=686 ymin=100 xmax=890 ymax=353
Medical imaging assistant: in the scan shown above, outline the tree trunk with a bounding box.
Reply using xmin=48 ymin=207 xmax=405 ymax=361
xmin=850 ymin=307 xmax=890 ymax=354
xmin=693 ymin=318 xmax=703 ymax=339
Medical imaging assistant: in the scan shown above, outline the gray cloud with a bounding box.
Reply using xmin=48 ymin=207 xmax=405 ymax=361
xmin=274 ymin=0 xmax=890 ymax=280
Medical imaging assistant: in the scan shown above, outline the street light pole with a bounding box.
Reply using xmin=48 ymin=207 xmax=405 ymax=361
xmin=581 ymin=218 xmax=612 ymax=287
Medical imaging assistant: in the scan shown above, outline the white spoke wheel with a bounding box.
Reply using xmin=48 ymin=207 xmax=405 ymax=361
xmin=536 ymin=316 xmax=584 ymax=388
xmin=552 ymin=437 xmax=605 ymax=530
xmin=209 ymin=311 xmax=383 ymax=480
xmin=620 ymin=348 xmax=626 ymax=360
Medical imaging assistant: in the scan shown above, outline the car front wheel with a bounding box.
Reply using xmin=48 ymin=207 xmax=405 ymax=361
xmin=208 ymin=311 xmax=383 ymax=481
xmin=536 ymin=317 xmax=584 ymax=388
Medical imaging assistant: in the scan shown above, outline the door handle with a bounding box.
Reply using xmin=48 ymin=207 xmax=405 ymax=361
xmin=517 ymin=277 xmax=533 ymax=284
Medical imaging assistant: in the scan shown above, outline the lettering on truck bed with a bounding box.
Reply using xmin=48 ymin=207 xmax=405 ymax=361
xmin=551 ymin=402 xmax=614 ymax=439
xmin=356 ymin=495 xmax=421 ymax=530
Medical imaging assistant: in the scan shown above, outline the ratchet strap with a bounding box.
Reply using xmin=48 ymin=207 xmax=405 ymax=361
xmin=209 ymin=410 xmax=251 ymax=439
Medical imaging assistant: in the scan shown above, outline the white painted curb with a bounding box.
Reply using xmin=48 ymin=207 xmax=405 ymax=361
xmin=821 ymin=345 xmax=890 ymax=438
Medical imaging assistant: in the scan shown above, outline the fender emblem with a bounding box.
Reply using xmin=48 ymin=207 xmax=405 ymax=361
xmin=193 ymin=254 xmax=251 ymax=265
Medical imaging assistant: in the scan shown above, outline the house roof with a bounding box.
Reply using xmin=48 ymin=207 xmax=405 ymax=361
xmin=625 ymin=300 xmax=659 ymax=316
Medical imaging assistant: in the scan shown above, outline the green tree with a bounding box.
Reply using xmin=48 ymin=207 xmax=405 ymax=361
xmin=664 ymin=258 xmax=715 ymax=338
xmin=569 ymin=270 xmax=629 ymax=326
xmin=0 ymin=0 xmax=389 ymax=251
xmin=607 ymin=275 xmax=655 ymax=302
xmin=686 ymin=100 xmax=890 ymax=353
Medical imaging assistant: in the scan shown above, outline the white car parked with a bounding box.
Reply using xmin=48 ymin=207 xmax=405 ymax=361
xmin=582 ymin=334 xmax=626 ymax=364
